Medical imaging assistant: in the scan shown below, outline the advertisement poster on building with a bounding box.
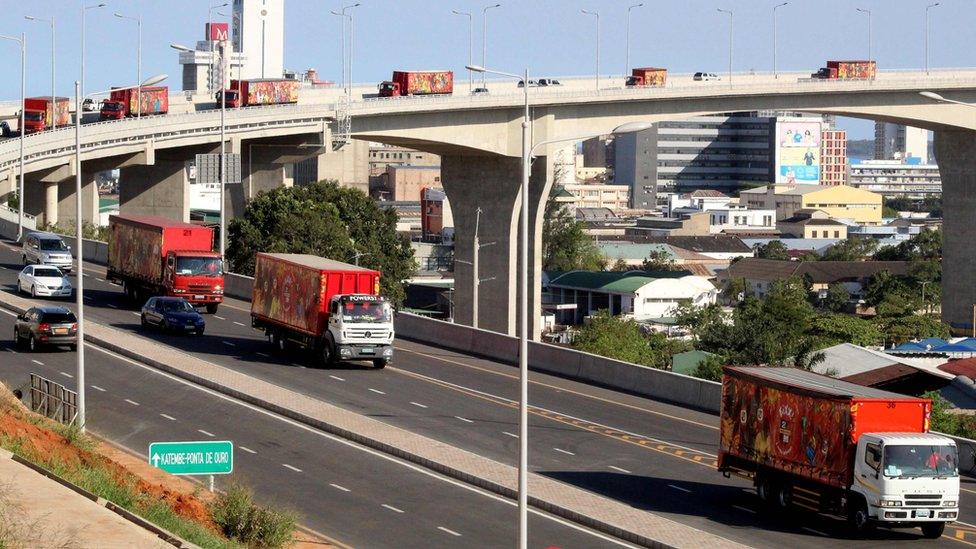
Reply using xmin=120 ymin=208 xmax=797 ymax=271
xmin=776 ymin=120 xmax=822 ymax=184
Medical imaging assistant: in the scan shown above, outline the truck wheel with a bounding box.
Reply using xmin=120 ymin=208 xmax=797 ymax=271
xmin=921 ymin=522 xmax=946 ymax=539
xmin=271 ymin=332 xmax=288 ymax=352
xmin=206 ymin=303 xmax=219 ymax=314
xmin=847 ymin=497 xmax=874 ymax=536
xmin=756 ymin=476 xmax=775 ymax=504
xmin=775 ymin=485 xmax=792 ymax=509
xmin=373 ymin=359 xmax=388 ymax=369
xmin=321 ymin=341 xmax=336 ymax=367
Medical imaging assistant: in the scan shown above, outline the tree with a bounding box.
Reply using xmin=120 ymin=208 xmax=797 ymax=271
xmin=542 ymin=193 xmax=606 ymax=272
xmin=572 ymin=311 xmax=688 ymax=369
xmin=641 ymin=249 xmax=679 ymax=272
xmin=808 ymin=314 xmax=883 ymax=347
xmin=874 ymin=314 xmax=951 ymax=346
xmin=692 ymin=353 xmax=727 ymax=382
xmin=753 ymin=240 xmax=789 ymax=260
xmin=819 ymin=238 xmax=877 ymax=261
xmin=226 ymin=180 xmax=415 ymax=306
xmin=821 ymin=282 xmax=850 ymax=312
xmin=874 ymin=228 xmax=942 ymax=262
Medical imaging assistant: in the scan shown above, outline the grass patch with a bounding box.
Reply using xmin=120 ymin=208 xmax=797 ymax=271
xmin=211 ymin=484 xmax=298 ymax=548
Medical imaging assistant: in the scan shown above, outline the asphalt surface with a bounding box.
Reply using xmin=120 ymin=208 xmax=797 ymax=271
xmin=1 ymin=240 xmax=975 ymax=548
xmin=0 ymin=310 xmax=630 ymax=549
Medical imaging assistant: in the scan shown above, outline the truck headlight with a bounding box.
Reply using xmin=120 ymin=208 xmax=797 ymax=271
xmin=383 ymin=348 xmax=393 ymax=356
xmin=881 ymin=499 xmax=902 ymax=507
xmin=173 ymin=288 xmax=185 ymax=293
xmin=943 ymin=500 xmax=957 ymax=507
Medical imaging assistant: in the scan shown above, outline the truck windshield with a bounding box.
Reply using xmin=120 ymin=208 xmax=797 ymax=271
xmin=378 ymin=83 xmax=395 ymax=93
xmin=883 ymin=444 xmax=958 ymax=478
xmin=102 ymin=102 xmax=123 ymax=112
xmin=39 ymin=239 xmax=69 ymax=251
xmin=25 ymin=111 xmax=43 ymax=121
xmin=175 ymin=257 xmax=222 ymax=277
xmin=341 ymin=300 xmax=391 ymax=324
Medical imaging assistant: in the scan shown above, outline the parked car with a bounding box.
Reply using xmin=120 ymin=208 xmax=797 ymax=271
xmin=18 ymin=265 xmax=72 ymax=298
xmin=81 ymin=98 xmax=97 ymax=112
xmin=140 ymin=296 xmax=206 ymax=335
xmin=472 ymin=87 xmax=490 ymax=95
xmin=14 ymin=306 xmax=77 ymax=352
xmin=517 ymin=79 xmax=537 ymax=87
xmin=536 ymin=78 xmax=562 ymax=86
xmin=693 ymin=72 xmax=721 ymax=81
xmin=22 ymin=232 xmax=73 ymax=272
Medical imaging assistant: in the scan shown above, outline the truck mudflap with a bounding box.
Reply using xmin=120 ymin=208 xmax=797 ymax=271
xmin=337 ymin=344 xmax=393 ymax=361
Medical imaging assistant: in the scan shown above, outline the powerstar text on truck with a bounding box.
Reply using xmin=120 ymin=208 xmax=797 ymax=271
xmin=107 ymin=215 xmax=224 ymax=313
xmin=250 ymin=253 xmax=394 ymax=369
xmin=718 ymin=367 xmax=959 ymax=538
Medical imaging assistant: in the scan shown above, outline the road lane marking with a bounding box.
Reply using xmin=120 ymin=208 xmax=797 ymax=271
xmin=503 ymin=432 xmax=519 ymax=438
xmin=198 ymin=429 xmax=215 ymax=437
xmin=437 ymin=527 xmax=461 ymax=537
xmin=382 ymin=504 xmax=404 ymax=513
xmin=256 ymin=352 xmax=270 ymax=358
xmin=214 ymin=315 xmax=226 ymax=320
xmin=238 ymin=446 xmax=256 ymax=454
xmin=368 ymin=388 xmax=385 ymax=395
xmin=667 ymin=484 xmax=691 ymax=493
xmin=732 ymin=505 xmax=756 ymax=514
xmin=107 ymin=303 xmax=118 ymax=308
xmin=59 ymin=371 xmax=73 ymax=379
xmin=282 ymin=464 xmax=302 ymax=473
xmin=31 ymin=359 xmax=44 ymax=366
xmin=95 ymin=278 xmax=104 ymax=282
xmin=222 ymin=341 xmax=236 ymax=347
xmin=329 ymin=375 xmax=345 ymax=382
xmin=130 ymin=312 xmax=140 ymax=316
xmin=410 ymin=401 xmax=427 ymax=408
xmin=608 ymin=465 xmax=631 ymax=474
xmin=454 ymin=416 xmax=474 ymax=423
xmin=329 ymin=483 xmax=350 ymax=492
xmin=801 ymin=527 xmax=827 ymax=537
xmin=553 ymin=448 xmax=575 ymax=456
xmin=90 ymin=385 xmax=105 ymax=392
xmin=124 ymin=399 xmax=140 ymax=406
xmin=160 ymin=413 xmax=176 ymax=421
xmin=233 ymin=321 xmax=245 ymax=327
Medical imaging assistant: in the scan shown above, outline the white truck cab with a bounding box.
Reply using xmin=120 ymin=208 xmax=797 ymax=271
xmin=851 ymin=432 xmax=959 ymax=537
xmin=326 ymin=294 xmax=395 ymax=368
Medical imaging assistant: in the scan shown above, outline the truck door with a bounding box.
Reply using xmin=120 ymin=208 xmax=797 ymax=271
xmin=853 ymin=439 xmax=882 ymax=501
xmin=165 ymin=253 xmax=176 ymax=288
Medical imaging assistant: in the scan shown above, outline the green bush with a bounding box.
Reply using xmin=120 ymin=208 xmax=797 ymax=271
xmin=211 ymin=484 xmax=297 ymax=548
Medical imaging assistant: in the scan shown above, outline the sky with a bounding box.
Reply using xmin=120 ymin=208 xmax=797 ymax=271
xmin=1 ymin=0 xmax=973 ymax=139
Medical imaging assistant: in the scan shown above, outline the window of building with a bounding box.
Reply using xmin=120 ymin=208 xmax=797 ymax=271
xmin=811 ymin=230 xmax=818 ymax=238
xmin=834 ymin=231 xmax=840 ymax=238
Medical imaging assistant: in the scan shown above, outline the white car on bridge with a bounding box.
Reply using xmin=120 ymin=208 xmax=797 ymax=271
xmin=18 ymin=265 xmax=72 ymax=298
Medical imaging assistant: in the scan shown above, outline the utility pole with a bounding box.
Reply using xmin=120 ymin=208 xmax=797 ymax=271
xmin=459 ymin=208 xmax=495 ymax=329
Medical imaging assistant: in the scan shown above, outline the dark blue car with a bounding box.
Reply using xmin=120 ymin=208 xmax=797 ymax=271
xmin=140 ymin=296 xmax=205 ymax=335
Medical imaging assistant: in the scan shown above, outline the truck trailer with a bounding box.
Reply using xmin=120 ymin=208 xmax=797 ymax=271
xmin=719 ymin=367 xmax=958 ymax=538
xmin=378 ymin=71 xmax=453 ymax=97
xmin=811 ymin=60 xmax=877 ymax=79
xmin=99 ymin=87 xmax=169 ymax=120
xmin=218 ymin=79 xmax=300 ymax=108
xmin=23 ymin=97 xmax=70 ymax=134
xmin=626 ymin=67 xmax=667 ymax=87
xmin=106 ymin=215 xmax=224 ymax=313
xmin=250 ymin=253 xmax=394 ymax=368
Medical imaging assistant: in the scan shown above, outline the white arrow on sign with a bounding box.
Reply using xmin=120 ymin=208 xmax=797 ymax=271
xmin=152 ymin=454 xmax=160 ymax=467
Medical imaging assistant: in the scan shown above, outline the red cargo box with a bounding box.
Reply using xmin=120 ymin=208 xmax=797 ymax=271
xmin=251 ymin=253 xmax=380 ymax=336
xmin=231 ymin=79 xmax=300 ymax=106
xmin=630 ymin=67 xmax=667 ymax=86
xmin=826 ymin=60 xmax=876 ymax=79
xmin=24 ymin=97 xmax=70 ymax=128
xmin=108 ymin=215 xmax=215 ymax=283
xmin=392 ymin=71 xmax=454 ymax=95
xmin=108 ymin=86 xmax=169 ymax=116
xmin=719 ymin=367 xmax=930 ymax=489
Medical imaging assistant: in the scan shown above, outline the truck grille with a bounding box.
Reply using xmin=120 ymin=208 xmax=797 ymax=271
xmin=347 ymin=328 xmax=389 ymax=340
xmin=904 ymin=494 xmax=941 ymax=506
xmin=189 ymin=284 xmax=212 ymax=290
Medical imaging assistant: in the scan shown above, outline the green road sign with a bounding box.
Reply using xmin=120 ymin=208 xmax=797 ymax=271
xmin=148 ymin=440 xmax=233 ymax=476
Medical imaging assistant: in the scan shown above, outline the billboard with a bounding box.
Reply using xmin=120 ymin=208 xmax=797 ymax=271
xmin=207 ymin=22 xmax=229 ymax=42
xmin=775 ymin=120 xmax=822 ymax=184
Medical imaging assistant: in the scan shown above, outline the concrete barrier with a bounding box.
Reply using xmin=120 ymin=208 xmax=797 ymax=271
xmin=81 ymin=239 xmax=108 ymax=266
xmin=224 ymin=272 xmax=254 ymax=301
xmin=395 ymin=312 xmax=722 ymax=413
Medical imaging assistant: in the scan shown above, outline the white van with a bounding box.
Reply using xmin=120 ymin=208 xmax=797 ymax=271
xmin=22 ymin=232 xmax=74 ymax=273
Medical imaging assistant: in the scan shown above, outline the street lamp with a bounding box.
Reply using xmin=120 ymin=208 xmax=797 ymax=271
xmin=625 ymin=4 xmax=643 ymax=78
xmin=74 ymin=73 xmax=167 ymax=432
xmin=925 ymin=3 xmax=940 ymax=75
xmin=451 ymin=9 xmax=473 ymax=94
xmin=717 ymin=8 xmax=733 ymax=86
xmin=25 ymin=15 xmax=56 ymax=131
xmin=0 ymin=33 xmax=26 ymax=240
xmin=481 ymin=4 xmax=501 ymax=90
xmin=467 ymin=61 xmax=652 ymax=549
xmin=331 ymin=3 xmax=360 ymax=98
xmin=208 ymin=3 xmax=229 ymax=95
xmin=81 ymin=4 xmax=107 ymax=99
xmin=114 ymin=12 xmax=142 ymax=118
xmin=856 ymin=7 xmax=872 ymax=62
xmin=919 ymin=91 xmax=976 ymax=108
xmin=772 ymin=2 xmax=788 ymax=78
xmin=580 ymin=9 xmax=600 ymax=91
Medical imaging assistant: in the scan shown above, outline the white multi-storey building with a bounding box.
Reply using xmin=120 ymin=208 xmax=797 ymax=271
xmin=848 ymin=160 xmax=942 ymax=198
xmin=233 ymin=0 xmax=284 ymax=80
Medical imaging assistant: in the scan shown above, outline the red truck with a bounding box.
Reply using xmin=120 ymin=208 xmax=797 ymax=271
xmin=378 ymin=71 xmax=453 ymax=97
xmin=719 ymin=367 xmax=959 ymax=537
xmin=22 ymin=97 xmax=70 ymax=134
xmin=250 ymin=253 xmax=395 ymax=368
xmin=107 ymin=215 xmax=224 ymax=313
xmin=626 ymin=67 xmax=667 ymax=87
xmin=99 ymin=87 xmax=169 ymax=120
xmin=811 ymin=60 xmax=877 ymax=80
xmin=217 ymin=79 xmax=300 ymax=108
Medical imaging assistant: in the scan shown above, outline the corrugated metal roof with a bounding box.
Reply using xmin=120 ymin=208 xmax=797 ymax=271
xmin=725 ymin=258 xmax=909 ymax=283
xmin=727 ymin=366 xmax=920 ymax=399
xmin=597 ymin=242 xmax=677 ymax=261
xmin=547 ymin=270 xmax=689 ymax=293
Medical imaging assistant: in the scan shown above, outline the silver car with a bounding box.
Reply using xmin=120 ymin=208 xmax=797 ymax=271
xmin=18 ymin=265 xmax=72 ymax=298
xmin=22 ymin=232 xmax=73 ymax=272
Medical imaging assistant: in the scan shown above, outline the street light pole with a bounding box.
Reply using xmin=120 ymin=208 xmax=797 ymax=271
xmin=452 ymin=10 xmax=473 ymax=94
xmin=925 ymin=3 xmax=940 ymax=75
xmin=717 ymin=8 xmax=733 ymax=86
xmin=208 ymin=3 xmax=229 ymax=96
xmin=81 ymin=4 xmax=106 ymax=100
xmin=856 ymin=7 xmax=872 ymax=62
xmin=25 ymin=16 xmax=56 ymax=131
xmin=219 ymin=40 xmax=227 ymax=261
xmin=73 ymin=80 xmax=85 ymax=431
xmin=481 ymin=4 xmax=501 ymax=90
xmin=625 ymin=4 xmax=643 ymax=79
xmin=114 ymin=13 xmax=142 ymax=118
xmin=0 ymin=33 xmax=25 ymax=240
xmin=772 ymin=2 xmax=788 ymax=79
xmin=581 ymin=10 xmax=600 ymax=91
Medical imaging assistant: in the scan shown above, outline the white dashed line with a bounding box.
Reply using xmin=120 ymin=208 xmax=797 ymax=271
xmin=282 ymin=464 xmax=302 ymax=473
xmin=667 ymin=484 xmax=691 ymax=493
xmin=4 ymin=348 xmax=16 ymax=353
xmin=222 ymin=341 xmax=236 ymax=347
xmin=31 ymin=359 xmax=44 ymax=366
xmin=95 ymin=278 xmax=104 ymax=282
xmin=382 ymin=504 xmax=404 ymax=513
xmin=437 ymin=526 xmax=462 ymax=537
xmin=329 ymin=375 xmax=345 ymax=382
xmin=732 ymin=505 xmax=756 ymax=514
xmin=159 ymin=413 xmax=176 ymax=421
xmin=454 ymin=416 xmax=474 ymax=423
xmin=608 ymin=465 xmax=631 ymax=474
xmin=801 ymin=527 xmax=828 ymax=537
xmin=107 ymin=303 xmax=118 ymax=308
xmin=81 ymin=273 xmax=89 ymax=278
xmin=124 ymin=399 xmax=140 ymax=406
xmin=130 ymin=312 xmax=141 ymax=317
xmin=329 ymin=483 xmax=350 ymax=492
xmin=59 ymin=371 xmax=73 ymax=379
xmin=553 ymin=448 xmax=575 ymax=456
xmin=198 ymin=429 xmax=215 ymax=437
xmin=238 ymin=446 xmax=256 ymax=454
xmin=214 ymin=315 xmax=226 ymax=320
xmin=503 ymin=431 xmax=519 ymax=438
xmin=410 ymin=401 xmax=427 ymax=409
xmin=90 ymin=385 xmax=105 ymax=392
xmin=233 ymin=321 xmax=245 ymax=327
xmin=368 ymin=388 xmax=385 ymax=395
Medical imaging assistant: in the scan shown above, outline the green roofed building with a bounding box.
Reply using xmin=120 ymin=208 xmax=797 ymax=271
xmin=671 ymin=350 xmax=718 ymax=375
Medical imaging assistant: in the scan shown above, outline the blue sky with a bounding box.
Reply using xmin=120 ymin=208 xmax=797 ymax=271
xmin=2 ymin=0 xmax=972 ymax=139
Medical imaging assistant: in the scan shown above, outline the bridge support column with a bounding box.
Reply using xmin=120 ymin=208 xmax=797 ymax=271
xmin=57 ymin=173 xmax=99 ymax=227
xmin=119 ymin=160 xmax=190 ymax=222
xmin=23 ymin=179 xmax=59 ymax=227
xmin=938 ymin=129 xmax=976 ymax=332
xmin=441 ymin=154 xmax=551 ymax=339
xmin=312 ymin=141 xmax=369 ymax=194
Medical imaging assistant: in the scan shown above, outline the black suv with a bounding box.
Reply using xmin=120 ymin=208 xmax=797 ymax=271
xmin=14 ymin=306 xmax=78 ymax=352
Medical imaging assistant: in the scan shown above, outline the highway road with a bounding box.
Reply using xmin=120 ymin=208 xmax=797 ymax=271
xmin=0 ymin=310 xmax=631 ymax=549
xmin=1 ymin=240 xmax=975 ymax=548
